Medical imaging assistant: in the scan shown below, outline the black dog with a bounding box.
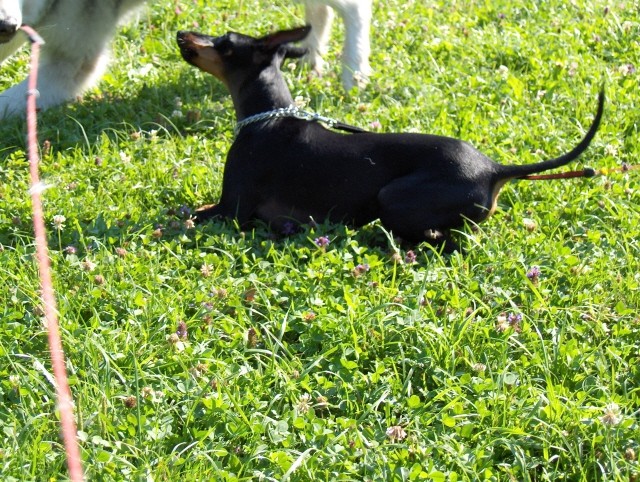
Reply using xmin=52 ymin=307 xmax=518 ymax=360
xmin=177 ymin=26 xmax=603 ymax=249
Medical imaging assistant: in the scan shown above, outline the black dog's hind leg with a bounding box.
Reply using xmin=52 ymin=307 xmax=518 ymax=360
xmin=377 ymin=174 xmax=473 ymax=252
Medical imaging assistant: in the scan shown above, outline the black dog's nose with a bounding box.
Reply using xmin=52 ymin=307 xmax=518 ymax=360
xmin=176 ymin=31 xmax=188 ymax=44
xmin=176 ymin=31 xmax=197 ymax=63
xmin=0 ymin=17 xmax=19 ymax=37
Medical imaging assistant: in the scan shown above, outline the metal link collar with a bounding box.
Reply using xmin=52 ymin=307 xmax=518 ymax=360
xmin=234 ymin=105 xmax=341 ymax=136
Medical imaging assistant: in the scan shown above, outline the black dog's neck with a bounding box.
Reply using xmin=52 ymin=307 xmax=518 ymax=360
xmin=230 ymin=65 xmax=294 ymax=121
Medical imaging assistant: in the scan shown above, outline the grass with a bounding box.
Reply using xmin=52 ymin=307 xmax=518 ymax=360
xmin=1 ymin=0 xmax=639 ymax=480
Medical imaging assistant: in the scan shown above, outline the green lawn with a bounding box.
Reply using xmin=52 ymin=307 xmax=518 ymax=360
xmin=1 ymin=0 xmax=639 ymax=480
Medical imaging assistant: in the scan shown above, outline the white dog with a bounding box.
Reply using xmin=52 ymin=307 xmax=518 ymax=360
xmin=0 ymin=0 xmax=371 ymax=119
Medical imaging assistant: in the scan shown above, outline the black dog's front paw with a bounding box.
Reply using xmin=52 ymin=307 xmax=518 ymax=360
xmin=193 ymin=204 xmax=221 ymax=223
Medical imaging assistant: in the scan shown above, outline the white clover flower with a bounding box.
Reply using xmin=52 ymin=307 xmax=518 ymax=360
xmin=386 ymin=425 xmax=407 ymax=442
xmin=296 ymin=393 xmax=312 ymax=413
xmin=52 ymin=215 xmax=66 ymax=230
xmin=119 ymin=151 xmax=132 ymax=163
xmin=600 ymin=402 xmax=622 ymax=426
xmin=472 ymin=362 xmax=487 ymax=372
xmin=81 ymin=259 xmax=97 ymax=272
xmin=294 ymin=95 xmax=308 ymax=108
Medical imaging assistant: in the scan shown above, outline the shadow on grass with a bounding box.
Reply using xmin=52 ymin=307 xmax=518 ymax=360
xmin=0 ymin=71 xmax=230 ymax=154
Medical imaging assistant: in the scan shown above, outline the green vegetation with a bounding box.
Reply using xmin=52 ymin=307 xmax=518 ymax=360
xmin=1 ymin=0 xmax=638 ymax=480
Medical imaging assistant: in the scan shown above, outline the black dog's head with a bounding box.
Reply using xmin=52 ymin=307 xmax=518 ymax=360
xmin=176 ymin=26 xmax=310 ymax=88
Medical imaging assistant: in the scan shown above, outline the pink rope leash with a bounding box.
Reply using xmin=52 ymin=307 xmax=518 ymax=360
xmin=21 ymin=25 xmax=84 ymax=482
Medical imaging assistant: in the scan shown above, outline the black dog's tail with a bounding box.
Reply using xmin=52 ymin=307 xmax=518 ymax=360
xmin=496 ymin=88 xmax=604 ymax=181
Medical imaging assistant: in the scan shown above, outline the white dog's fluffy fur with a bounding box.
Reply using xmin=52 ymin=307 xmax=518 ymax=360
xmin=0 ymin=0 xmax=371 ymax=119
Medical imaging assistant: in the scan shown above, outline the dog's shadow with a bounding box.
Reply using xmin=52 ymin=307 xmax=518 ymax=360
xmin=0 ymin=70 xmax=230 ymax=153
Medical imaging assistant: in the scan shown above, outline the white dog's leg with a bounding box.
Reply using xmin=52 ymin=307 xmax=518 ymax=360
xmin=331 ymin=0 xmax=372 ymax=90
xmin=0 ymin=81 xmax=30 ymax=119
xmin=0 ymin=36 xmax=28 ymax=118
xmin=303 ymin=1 xmax=334 ymax=76
xmin=302 ymin=0 xmax=372 ymax=90
xmin=1 ymin=45 xmax=110 ymax=119
xmin=2 ymin=53 xmax=112 ymax=120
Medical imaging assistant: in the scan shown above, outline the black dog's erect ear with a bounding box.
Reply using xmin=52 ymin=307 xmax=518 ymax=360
xmin=260 ymin=25 xmax=311 ymax=52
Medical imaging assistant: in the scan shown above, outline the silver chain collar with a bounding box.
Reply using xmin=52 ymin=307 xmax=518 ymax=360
xmin=234 ymin=105 xmax=341 ymax=136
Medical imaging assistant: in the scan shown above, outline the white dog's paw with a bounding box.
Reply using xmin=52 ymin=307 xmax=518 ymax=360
xmin=342 ymin=66 xmax=371 ymax=91
xmin=306 ymin=51 xmax=326 ymax=75
xmin=0 ymin=82 xmax=29 ymax=119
